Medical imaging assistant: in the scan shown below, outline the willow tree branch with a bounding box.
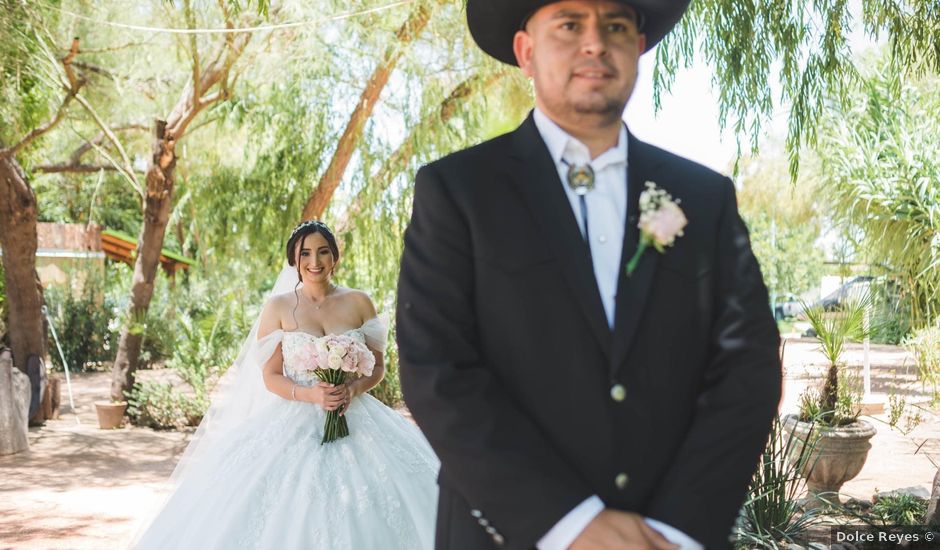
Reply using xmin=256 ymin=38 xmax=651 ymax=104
xmin=334 ymin=69 xmax=508 ymax=234
xmin=35 ymin=163 xmax=124 ymax=174
xmin=0 ymin=38 xmax=84 ymax=160
xmin=68 ymin=123 xmax=149 ymax=164
xmin=74 ymin=93 xmax=142 ymax=193
xmin=301 ymin=0 xmax=443 ymax=220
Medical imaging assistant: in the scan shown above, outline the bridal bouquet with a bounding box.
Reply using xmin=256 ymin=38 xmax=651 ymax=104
xmin=313 ymin=334 xmax=376 ymax=444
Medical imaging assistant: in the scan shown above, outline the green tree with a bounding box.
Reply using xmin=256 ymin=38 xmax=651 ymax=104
xmin=736 ymin=145 xmax=825 ymax=302
xmin=817 ymin=58 xmax=940 ymax=328
xmin=0 ymin=0 xmax=83 ymax=378
xmin=658 ymin=0 xmax=939 ymax=177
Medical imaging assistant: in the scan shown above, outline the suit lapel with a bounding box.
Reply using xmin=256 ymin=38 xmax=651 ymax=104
xmin=509 ymin=114 xmax=611 ymax=360
xmin=611 ymin=132 xmax=660 ymax=374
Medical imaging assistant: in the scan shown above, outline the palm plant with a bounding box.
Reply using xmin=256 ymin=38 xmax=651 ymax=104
xmin=800 ymin=292 xmax=872 ymax=426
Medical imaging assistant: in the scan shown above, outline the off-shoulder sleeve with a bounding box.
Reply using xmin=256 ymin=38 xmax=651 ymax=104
xmin=360 ymin=314 xmax=390 ymax=352
xmin=245 ymin=329 xmax=284 ymax=370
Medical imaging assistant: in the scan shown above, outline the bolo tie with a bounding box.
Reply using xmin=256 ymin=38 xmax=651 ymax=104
xmin=562 ymin=159 xmax=595 ymax=244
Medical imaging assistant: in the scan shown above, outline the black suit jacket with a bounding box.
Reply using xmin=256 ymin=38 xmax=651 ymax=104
xmin=396 ymin=113 xmax=782 ymax=550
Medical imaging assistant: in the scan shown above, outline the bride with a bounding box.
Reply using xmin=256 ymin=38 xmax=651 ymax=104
xmin=133 ymin=220 xmax=439 ymax=549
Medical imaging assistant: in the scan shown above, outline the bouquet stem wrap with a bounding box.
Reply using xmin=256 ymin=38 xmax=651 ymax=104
xmin=315 ymin=369 xmax=349 ymax=444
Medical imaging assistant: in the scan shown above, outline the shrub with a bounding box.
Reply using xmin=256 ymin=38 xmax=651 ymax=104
xmin=127 ymin=381 xmax=184 ymax=430
xmin=871 ymin=494 xmax=928 ymax=526
xmin=904 ymin=326 xmax=940 ymax=399
xmin=45 ymin=281 xmax=117 ymax=372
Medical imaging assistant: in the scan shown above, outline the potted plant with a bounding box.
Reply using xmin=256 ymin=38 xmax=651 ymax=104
xmin=94 ymin=399 xmax=127 ymax=429
xmin=783 ymin=293 xmax=877 ymax=505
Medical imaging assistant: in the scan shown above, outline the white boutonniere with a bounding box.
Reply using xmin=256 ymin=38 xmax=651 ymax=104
xmin=625 ymin=181 xmax=688 ymax=276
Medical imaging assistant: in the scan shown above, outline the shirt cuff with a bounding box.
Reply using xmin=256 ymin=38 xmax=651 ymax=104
xmin=536 ymin=496 xmax=604 ymax=550
xmin=645 ymin=517 xmax=704 ymax=550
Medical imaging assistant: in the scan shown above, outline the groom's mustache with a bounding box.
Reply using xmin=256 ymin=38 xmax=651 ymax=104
xmin=570 ymin=61 xmax=618 ymax=78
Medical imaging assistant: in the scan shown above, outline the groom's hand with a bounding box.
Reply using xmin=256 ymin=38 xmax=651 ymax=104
xmin=570 ymin=510 xmax=679 ymax=550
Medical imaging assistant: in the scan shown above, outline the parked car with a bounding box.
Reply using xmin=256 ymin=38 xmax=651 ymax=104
xmin=799 ymin=276 xmax=879 ymax=337
xmin=816 ymin=276 xmax=874 ymax=311
xmin=774 ymin=293 xmax=804 ymax=320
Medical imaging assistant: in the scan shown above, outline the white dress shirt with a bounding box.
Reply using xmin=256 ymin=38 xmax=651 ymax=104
xmin=532 ymin=109 xmax=703 ymax=550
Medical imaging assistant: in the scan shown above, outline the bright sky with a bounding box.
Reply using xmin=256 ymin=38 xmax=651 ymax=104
xmin=624 ymin=51 xmax=743 ymax=175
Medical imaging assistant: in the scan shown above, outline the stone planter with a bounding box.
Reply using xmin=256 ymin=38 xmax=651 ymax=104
xmin=94 ymin=401 xmax=127 ymax=429
xmin=783 ymin=414 xmax=876 ymax=502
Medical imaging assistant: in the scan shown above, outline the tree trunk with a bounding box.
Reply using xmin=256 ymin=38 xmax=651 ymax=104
xmin=0 ymin=153 xmax=46 ymax=375
xmin=109 ymin=121 xmax=177 ymax=401
xmin=109 ymin=31 xmax=252 ymax=400
xmin=301 ymin=0 xmax=439 ymax=220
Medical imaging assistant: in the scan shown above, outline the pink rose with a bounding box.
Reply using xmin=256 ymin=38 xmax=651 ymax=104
xmin=341 ymin=352 xmax=357 ymax=373
xmin=358 ymin=348 xmax=375 ymax=377
xmin=640 ymin=202 xmax=687 ymax=247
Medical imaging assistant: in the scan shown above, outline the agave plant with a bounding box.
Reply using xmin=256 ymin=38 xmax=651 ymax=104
xmin=735 ymin=414 xmax=823 ymax=548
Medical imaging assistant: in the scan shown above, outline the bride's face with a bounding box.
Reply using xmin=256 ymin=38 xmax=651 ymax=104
xmin=295 ymin=231 xmax=336 ymax=285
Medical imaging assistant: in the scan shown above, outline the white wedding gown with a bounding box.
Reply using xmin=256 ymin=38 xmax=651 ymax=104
xmin=133 ymin=322 xmax=439 ymax=549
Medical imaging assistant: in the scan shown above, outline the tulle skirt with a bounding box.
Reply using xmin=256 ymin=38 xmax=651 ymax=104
xmin=133 ymin=394 xmax=439 ymax=549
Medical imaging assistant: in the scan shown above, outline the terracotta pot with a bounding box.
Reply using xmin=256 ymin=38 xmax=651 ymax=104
xmin=94 ymin=401 xmax=127 ymax=429
xmin=783 ymin=414 xmax=876 ymax=501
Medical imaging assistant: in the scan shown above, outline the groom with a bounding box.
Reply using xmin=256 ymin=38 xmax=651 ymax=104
xmin=396 ymin=1 xmax=782 ymax=549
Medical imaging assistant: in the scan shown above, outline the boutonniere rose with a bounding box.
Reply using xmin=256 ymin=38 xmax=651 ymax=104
xmin=626 ymin=181 xmax=688 ymax=276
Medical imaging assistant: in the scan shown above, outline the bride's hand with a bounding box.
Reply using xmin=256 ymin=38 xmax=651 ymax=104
xmin=310 ymin=382 xmax=345 ymax=411
xmin=337 ymin=381 xmax=357 ymax=416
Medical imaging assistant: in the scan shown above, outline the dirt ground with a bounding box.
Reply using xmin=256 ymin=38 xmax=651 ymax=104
xmin=1 ymin=338 xmax=938 ymax=550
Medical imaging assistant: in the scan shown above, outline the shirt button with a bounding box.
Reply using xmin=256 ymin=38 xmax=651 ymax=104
xmin=615 ymin=472 xmax=630 ymax=490
xmin=610 ymin=384 xmax=626 ymax=402
xmin=598 ymin=234 xmax=607 ymax=243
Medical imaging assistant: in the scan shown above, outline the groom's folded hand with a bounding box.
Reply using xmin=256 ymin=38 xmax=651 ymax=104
xmin=570 ymin=510 xmax=679 ymax=550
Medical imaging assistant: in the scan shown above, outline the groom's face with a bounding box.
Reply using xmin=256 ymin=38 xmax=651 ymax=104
xmin=513 ymin=1 xmax=645 ymax=127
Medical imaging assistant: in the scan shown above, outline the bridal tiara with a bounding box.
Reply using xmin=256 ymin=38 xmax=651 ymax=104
xmin=290 ymin=220 xmax=333 ymax=239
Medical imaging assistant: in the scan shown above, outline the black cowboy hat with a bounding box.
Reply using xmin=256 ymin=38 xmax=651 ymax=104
xmin=466 ymin=0 xmax=691 ymax=65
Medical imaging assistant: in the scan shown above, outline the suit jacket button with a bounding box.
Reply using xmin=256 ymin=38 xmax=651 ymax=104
xmin=493 ymin=534 xmax=505 ymax=545
xmin=615 ymin=472 xmax=630 ymax=490
xmin=610 ymin=384 xmax=626 ymax=402
xmin=478 ymin=518 xmax=489 ymax=527
xmin=485 ymin=526 xmax=497 ymax=535
xmin=470 ymin=509 xmax=482 ymax=518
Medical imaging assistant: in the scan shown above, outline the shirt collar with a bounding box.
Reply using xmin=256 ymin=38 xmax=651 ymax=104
xmin=532 ymin=107 xmax=628 ymax=171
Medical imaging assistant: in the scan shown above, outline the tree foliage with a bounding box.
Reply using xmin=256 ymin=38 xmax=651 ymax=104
xmin=817 ymin=57 xmax=940 ymax=327
xmin=657 ymin=0 xmax=940 ymax=177
xmin=736 ymin=144 xmax=825 ymax=298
